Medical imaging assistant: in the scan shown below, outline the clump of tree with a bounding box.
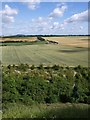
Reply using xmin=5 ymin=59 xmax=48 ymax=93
xmin=37 ymin=36 xmax=45 ymax=41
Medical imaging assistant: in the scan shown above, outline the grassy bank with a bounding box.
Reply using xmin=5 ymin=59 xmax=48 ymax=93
xmin=3 ymin=103 xmax=89 ymax=118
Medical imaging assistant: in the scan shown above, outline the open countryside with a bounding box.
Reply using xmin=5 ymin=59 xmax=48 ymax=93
xmin=1 ymin=36 xmax=90 ymax=119
xmin=0 ymin=36 xmax=89 ymax=66
xmin=1 ymin=2 xmax=90 ymax=119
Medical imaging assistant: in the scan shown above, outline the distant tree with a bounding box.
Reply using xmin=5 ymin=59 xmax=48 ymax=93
xmin=37 ymin=36 xmax=45 ymax=41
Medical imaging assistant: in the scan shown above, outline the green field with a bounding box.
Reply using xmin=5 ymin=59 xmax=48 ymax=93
xmin=0 ymin=44 xmax=89 ymax=66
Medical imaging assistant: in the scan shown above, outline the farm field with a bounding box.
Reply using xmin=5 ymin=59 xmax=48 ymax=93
xmin=0 ymin=37 xmax=37 ymax=42
xmin=43 ymin=36 xmax=89 ymax=48
xmin=0 ymin=36 xmax=89 ymax=66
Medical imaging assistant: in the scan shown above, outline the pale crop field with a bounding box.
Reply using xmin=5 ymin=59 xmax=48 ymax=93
xmin=43 ymin=36 xmax=89 ymax=48
xmin=1 ymin=43 xmax=89 ymax=66
xmin=1 ymin=37 xmax=37 ymax=42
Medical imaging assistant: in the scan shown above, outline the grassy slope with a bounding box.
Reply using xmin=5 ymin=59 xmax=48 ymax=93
xmin=3 ymin=103 xmax=89 ymax=118
xmin=1 ymin=44 xmax=89 ymax=66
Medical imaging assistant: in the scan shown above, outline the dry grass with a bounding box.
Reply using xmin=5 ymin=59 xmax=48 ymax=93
xmin=43 ymin=36 xmax=89 ymax=48
xmin=1 ymin=37 xmax=37 ymax=42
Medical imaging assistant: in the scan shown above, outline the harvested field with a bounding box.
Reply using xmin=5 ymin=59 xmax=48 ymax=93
xmin=43 ymin=36 xmax=89 ymax=48
xmin=0 ymin=37 xmax=37 ymax=42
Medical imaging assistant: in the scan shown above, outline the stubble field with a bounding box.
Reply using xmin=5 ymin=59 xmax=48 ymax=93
xmin=43 ymin=36 xmax=89 ymax=48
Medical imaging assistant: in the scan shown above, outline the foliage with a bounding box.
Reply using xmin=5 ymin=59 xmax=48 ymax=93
xmin=2 ymin=64 xmax=90 ymax=107
xmin=37 ymin=36 xmax=45 ymax=41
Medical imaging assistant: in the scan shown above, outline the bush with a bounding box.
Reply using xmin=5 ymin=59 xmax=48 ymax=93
xmin=30 ymin=65 xmax=35 ymax=70
xmin=52 ymin=64 xmax=60 ymax=70
xmin=2 ymin=64 xmax=90 ymax=105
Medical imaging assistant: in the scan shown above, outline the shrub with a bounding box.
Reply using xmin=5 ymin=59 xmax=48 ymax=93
xmin=2 ymin=65 xmax=90 ymax=105
xmin=31 ymin=65 xmax=35 ymax=70
xmin=52 ymin=64 xmax=60 ymax=70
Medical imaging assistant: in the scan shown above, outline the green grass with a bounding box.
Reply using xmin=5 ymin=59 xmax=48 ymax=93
xmin=1 ymin=44 xmax=89 ymax=66
xmin=2 ymin=103 xmax=89 ymax=119
xmin=0 ymin=111 xmax=2 ymax=120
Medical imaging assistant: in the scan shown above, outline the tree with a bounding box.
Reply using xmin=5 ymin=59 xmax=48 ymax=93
xmin=37 ymin=36 xmax=45 ymax=41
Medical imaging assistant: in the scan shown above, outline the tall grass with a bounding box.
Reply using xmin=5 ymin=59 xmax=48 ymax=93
xmin=3 ymin=103 xmax=89 ymax=119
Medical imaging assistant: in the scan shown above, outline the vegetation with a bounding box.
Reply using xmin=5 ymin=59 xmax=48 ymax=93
xmin=37 ymin=36 xmax=46 ymax=41
xmin=2 ymin=64 xmax=90 ymax=104
xmin=3 ymin=103 xmax=89 ymax=118
xmin=1 ymin=34 xmax=89 ymax=38
xmin=0 ymin=40 xmax=47 ymax=46
xmin=2 ymin=64 xmax=90 ymax=118
xmin=1 ymin=36 xmax=89 ymax=118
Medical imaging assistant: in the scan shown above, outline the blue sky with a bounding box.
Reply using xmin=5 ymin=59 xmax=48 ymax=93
xmin=0 ymin=2 xmax=88 ymax=35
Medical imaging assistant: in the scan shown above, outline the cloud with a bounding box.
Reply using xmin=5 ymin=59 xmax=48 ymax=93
xmin=2 ymin=15 xmax=14 ymax=23
xmin=30 ymin=16 xmax=54 ymax=34
xmin=50 ymin=22 xmax=65 ymax=30
xmin=28 ymin=1 xmax=40 ymax=10
xmin=32 ymin=16 xmax=50 ymax=26
xmin=64 ymin=10 xmax=88 ymax=24
xmin=0 ymin=4 xmax=18 ymax=24
xmin=80 ymin=26 xmax=83 ymax=30
xmin=1 ymin=5 xmax=18 ymax=15
xmin=49 ymin=4 xmax=67 ymax=18
xmin=22 ymin=0 xmax=41 ymax=10
xmin=51 ymin=22 xmax=59 ymax=29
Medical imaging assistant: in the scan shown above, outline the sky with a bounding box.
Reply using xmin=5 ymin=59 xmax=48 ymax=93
xmin=0 ymin=1 xmax=89 ymax=35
